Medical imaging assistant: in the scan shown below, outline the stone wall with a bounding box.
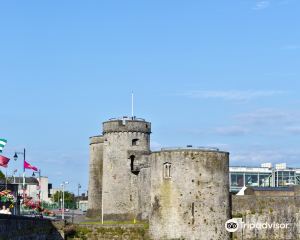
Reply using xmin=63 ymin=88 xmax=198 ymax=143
xmin=232 ymin=195 xmax=300 ymax=240
xmin=87 ymin=135 xmax=104 ymax=218
xmin=102 ymin=119 xmax=151 ymax=221
xmin=102 ymin=119 xmax=151 ymax=134
xmin=137 ymin=166 xmax=151 ymax=220
xmin=0 ymin=214 xmax=64 ymax=240
xmin=65 ymin=224 xmax=149 ymax=240
xmin=149 ymin=149 xmax=230 ymax=240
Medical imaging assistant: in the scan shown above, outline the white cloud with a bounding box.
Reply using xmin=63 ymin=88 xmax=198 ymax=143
xmin=181 ymin=90 xmax=285 ymax=102
xmin=214 ymin=126 xmax=249 ymax=136
xmin=253 ymin=0 xmax=270 ymax=10
xmin=230 ymin=148 xmax=300 ymax=167
xmin=235 ymin=108 xmax=298 ymax=125
xmin=285 ymin=126 xmax=300 ymax=134
xmin=281 ymin=44 xmax=300 ymax=50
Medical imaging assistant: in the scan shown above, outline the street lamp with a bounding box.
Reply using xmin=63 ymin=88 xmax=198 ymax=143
xmin=14 ymin=149 xmax=26 ymax=203
xmin=32 ymin=169 xmax=42 ymax=208
xmin=60 ymin=181 xmax=69 ymax=220
xmin=77 ymin=183 xmax=81 ymax=209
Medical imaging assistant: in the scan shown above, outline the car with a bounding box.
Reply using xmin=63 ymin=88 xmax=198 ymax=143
xmin=58 ymin=208 xmax=70 ymax=212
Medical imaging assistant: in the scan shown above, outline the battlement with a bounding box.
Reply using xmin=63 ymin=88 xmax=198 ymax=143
xmin=161 ymin=145 xmax=220 ymax=152
xmin=152 ymin=145 xmax=228 ymax=154
xmin=89 ymin=135 xmax=104 ymax=145
xmin=103 ymin=116 xmax=151 ymax=134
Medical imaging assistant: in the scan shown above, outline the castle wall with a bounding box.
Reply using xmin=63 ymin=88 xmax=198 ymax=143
xmin=137 ymin=165 xmax=151 ymax=220
xmin=149 ymin=149 xmax=230 ymax=240
xmin=87 ymin=135 xmax=104 ymax=218
xmin=102 ymin=119 xmax=151 ymax=221
xmin=232 ymin=195 xmax=300 ymax=239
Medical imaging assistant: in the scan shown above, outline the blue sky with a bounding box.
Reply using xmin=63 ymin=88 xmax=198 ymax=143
xmin=0 ymin=0 xmax=299 ymax=194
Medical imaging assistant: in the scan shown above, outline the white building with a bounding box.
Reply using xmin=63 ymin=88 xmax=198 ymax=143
xmin=230 ymin=163 xmax=300 ymax=192
xmin=8 ymin=176 xmax=52 ymax=203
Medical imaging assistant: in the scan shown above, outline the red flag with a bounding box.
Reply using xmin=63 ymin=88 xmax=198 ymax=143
xmin=0 ymin=155 xmax=10 ymax=168
xmin=24 ymin=160 xmax=38 ymax=171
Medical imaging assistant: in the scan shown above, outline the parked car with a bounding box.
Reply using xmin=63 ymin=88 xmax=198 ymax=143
xmin=58 ymin=208 xmax=70 ymax=212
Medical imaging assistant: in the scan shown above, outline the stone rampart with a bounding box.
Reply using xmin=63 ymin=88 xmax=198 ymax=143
xmin=232 ymin=195 xmax=300 ymax=240
xmin=0 ymin=214 xmax=64 ymax=240
xmin=65 ymin=223 xmax=150 ymax=240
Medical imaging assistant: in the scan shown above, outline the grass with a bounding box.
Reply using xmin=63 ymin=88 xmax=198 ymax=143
xmin=65 ymin=221 xmax=150 ymax=239
xmin=79 ymin=220 xmax=149 ymax=229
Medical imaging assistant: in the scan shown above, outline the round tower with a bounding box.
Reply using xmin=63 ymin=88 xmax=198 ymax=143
xmin=87 ymin=135 xmax=104 ymax=218
xmin=102 ymin=116 xmax=151 ymax=221
xmin=149 ymin=147 xmax=230 ymax=240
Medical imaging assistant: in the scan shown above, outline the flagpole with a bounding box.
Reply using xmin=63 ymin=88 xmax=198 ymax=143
xmin=23 ymin=148 xmax=26 ymax=204
xmin=5 ymin=168 xmax=7 ymax=190
xmin=131 ymin=91 xmax=134 ymax=118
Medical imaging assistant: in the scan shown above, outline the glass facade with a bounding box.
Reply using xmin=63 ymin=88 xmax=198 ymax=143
xmin=230 ymin=173 xmax=244 ymax=187
xmin=229 ymin=165 xmax=300 ymax=192
xmin=274 ymin=170 xmax=296 ymax=187
xmin=245 ymin=173 xmax=258 ymax=186
xmin=259 ymin=174 xmax=271 ymax=187
xmin=297 ymin=174 xmax=300 ymax=184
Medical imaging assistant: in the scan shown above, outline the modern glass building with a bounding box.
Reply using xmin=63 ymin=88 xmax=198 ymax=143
xmin=229 ymin=163 xmax=300 ymax=193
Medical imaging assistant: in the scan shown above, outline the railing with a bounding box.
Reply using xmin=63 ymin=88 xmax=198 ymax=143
xmin=161 ymin=146 xmax=220 ymax=151
xmin=108 ymin=116 xmax=146 ymax=121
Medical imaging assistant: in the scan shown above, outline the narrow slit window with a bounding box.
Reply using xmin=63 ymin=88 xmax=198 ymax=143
xmin=130 ymin=155 xmax=135 ymax=172
xmin=129 ymin=155 xmax=139 ymax=175
xmin=163 ymin=162 xmax=172 ymax=179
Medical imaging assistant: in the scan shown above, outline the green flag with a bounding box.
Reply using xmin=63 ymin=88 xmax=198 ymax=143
xmin=0 ymin=139 xmax=7 ymax=153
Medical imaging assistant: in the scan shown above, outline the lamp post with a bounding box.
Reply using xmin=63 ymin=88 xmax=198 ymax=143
xmin=32 ymin=169 xmax=41 ymax=208
xmin=14 ymin=149 xmax=26 ymax=204
xmin=77 ymin=183 xmax=81 ymax=209
xmin=60 ymin=181 xmax=69 ymax=220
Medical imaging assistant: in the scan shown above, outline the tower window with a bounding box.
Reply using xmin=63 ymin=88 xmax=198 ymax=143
xmin=132 ymin=138 xmax=139 ymax=146
xmin=163 ymin=162 xmax=172 ymax=179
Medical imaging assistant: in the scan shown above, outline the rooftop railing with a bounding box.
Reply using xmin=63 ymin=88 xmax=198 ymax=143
xmin=108 ymin=116 xmax=146 ymax=121
xmin=161 ymin=146 xmax=220 ymax=151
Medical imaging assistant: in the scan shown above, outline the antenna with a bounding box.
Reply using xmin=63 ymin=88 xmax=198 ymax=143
xmin=131 ymin=91 xmax=134 ymax=118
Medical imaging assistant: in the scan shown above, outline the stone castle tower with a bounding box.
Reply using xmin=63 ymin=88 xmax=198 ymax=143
xmin=88 ymin=116 xmax=230 ymax=240
xmin=87 ymin=116 xmax=151 ymax=220
xmin=149 ymin=149 xmax=230 ymax=239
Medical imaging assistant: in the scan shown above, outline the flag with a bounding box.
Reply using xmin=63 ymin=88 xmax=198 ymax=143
xmin=24 ymin=160 xmax=38 ymax=171
xmin=0 ymin=139 xmax=7 ymax=153
xmin=0 ymin=155 xmax=10 ymax=168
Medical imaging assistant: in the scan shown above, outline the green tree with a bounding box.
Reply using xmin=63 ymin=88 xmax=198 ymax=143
xmin=0 ymin=170 xmax=5 ymax=180
xmin=52 ymin=191 xmax=75 ymax=208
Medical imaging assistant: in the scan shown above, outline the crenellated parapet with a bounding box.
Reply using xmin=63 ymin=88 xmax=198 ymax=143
xmin=103 ymin=117 xmax=151 ymax=134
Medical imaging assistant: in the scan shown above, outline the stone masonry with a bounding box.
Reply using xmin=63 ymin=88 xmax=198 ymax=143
xmin=87 ymin=116 xmax=230 ymax=240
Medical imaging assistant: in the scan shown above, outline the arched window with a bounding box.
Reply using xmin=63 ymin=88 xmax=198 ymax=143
xmin=163 ymin=162 xmax=172 ymax=179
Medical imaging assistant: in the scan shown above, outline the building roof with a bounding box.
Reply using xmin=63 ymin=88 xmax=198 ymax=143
xmin=7 ymin=177 xmax=39 ymax=184
xmin=153 ymin=146 xmax=228 ymax=154
xmin=230 ymin=166 xmax=272 ymax=173
xmin=250 ymin=187 xmax=294 ymax=192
